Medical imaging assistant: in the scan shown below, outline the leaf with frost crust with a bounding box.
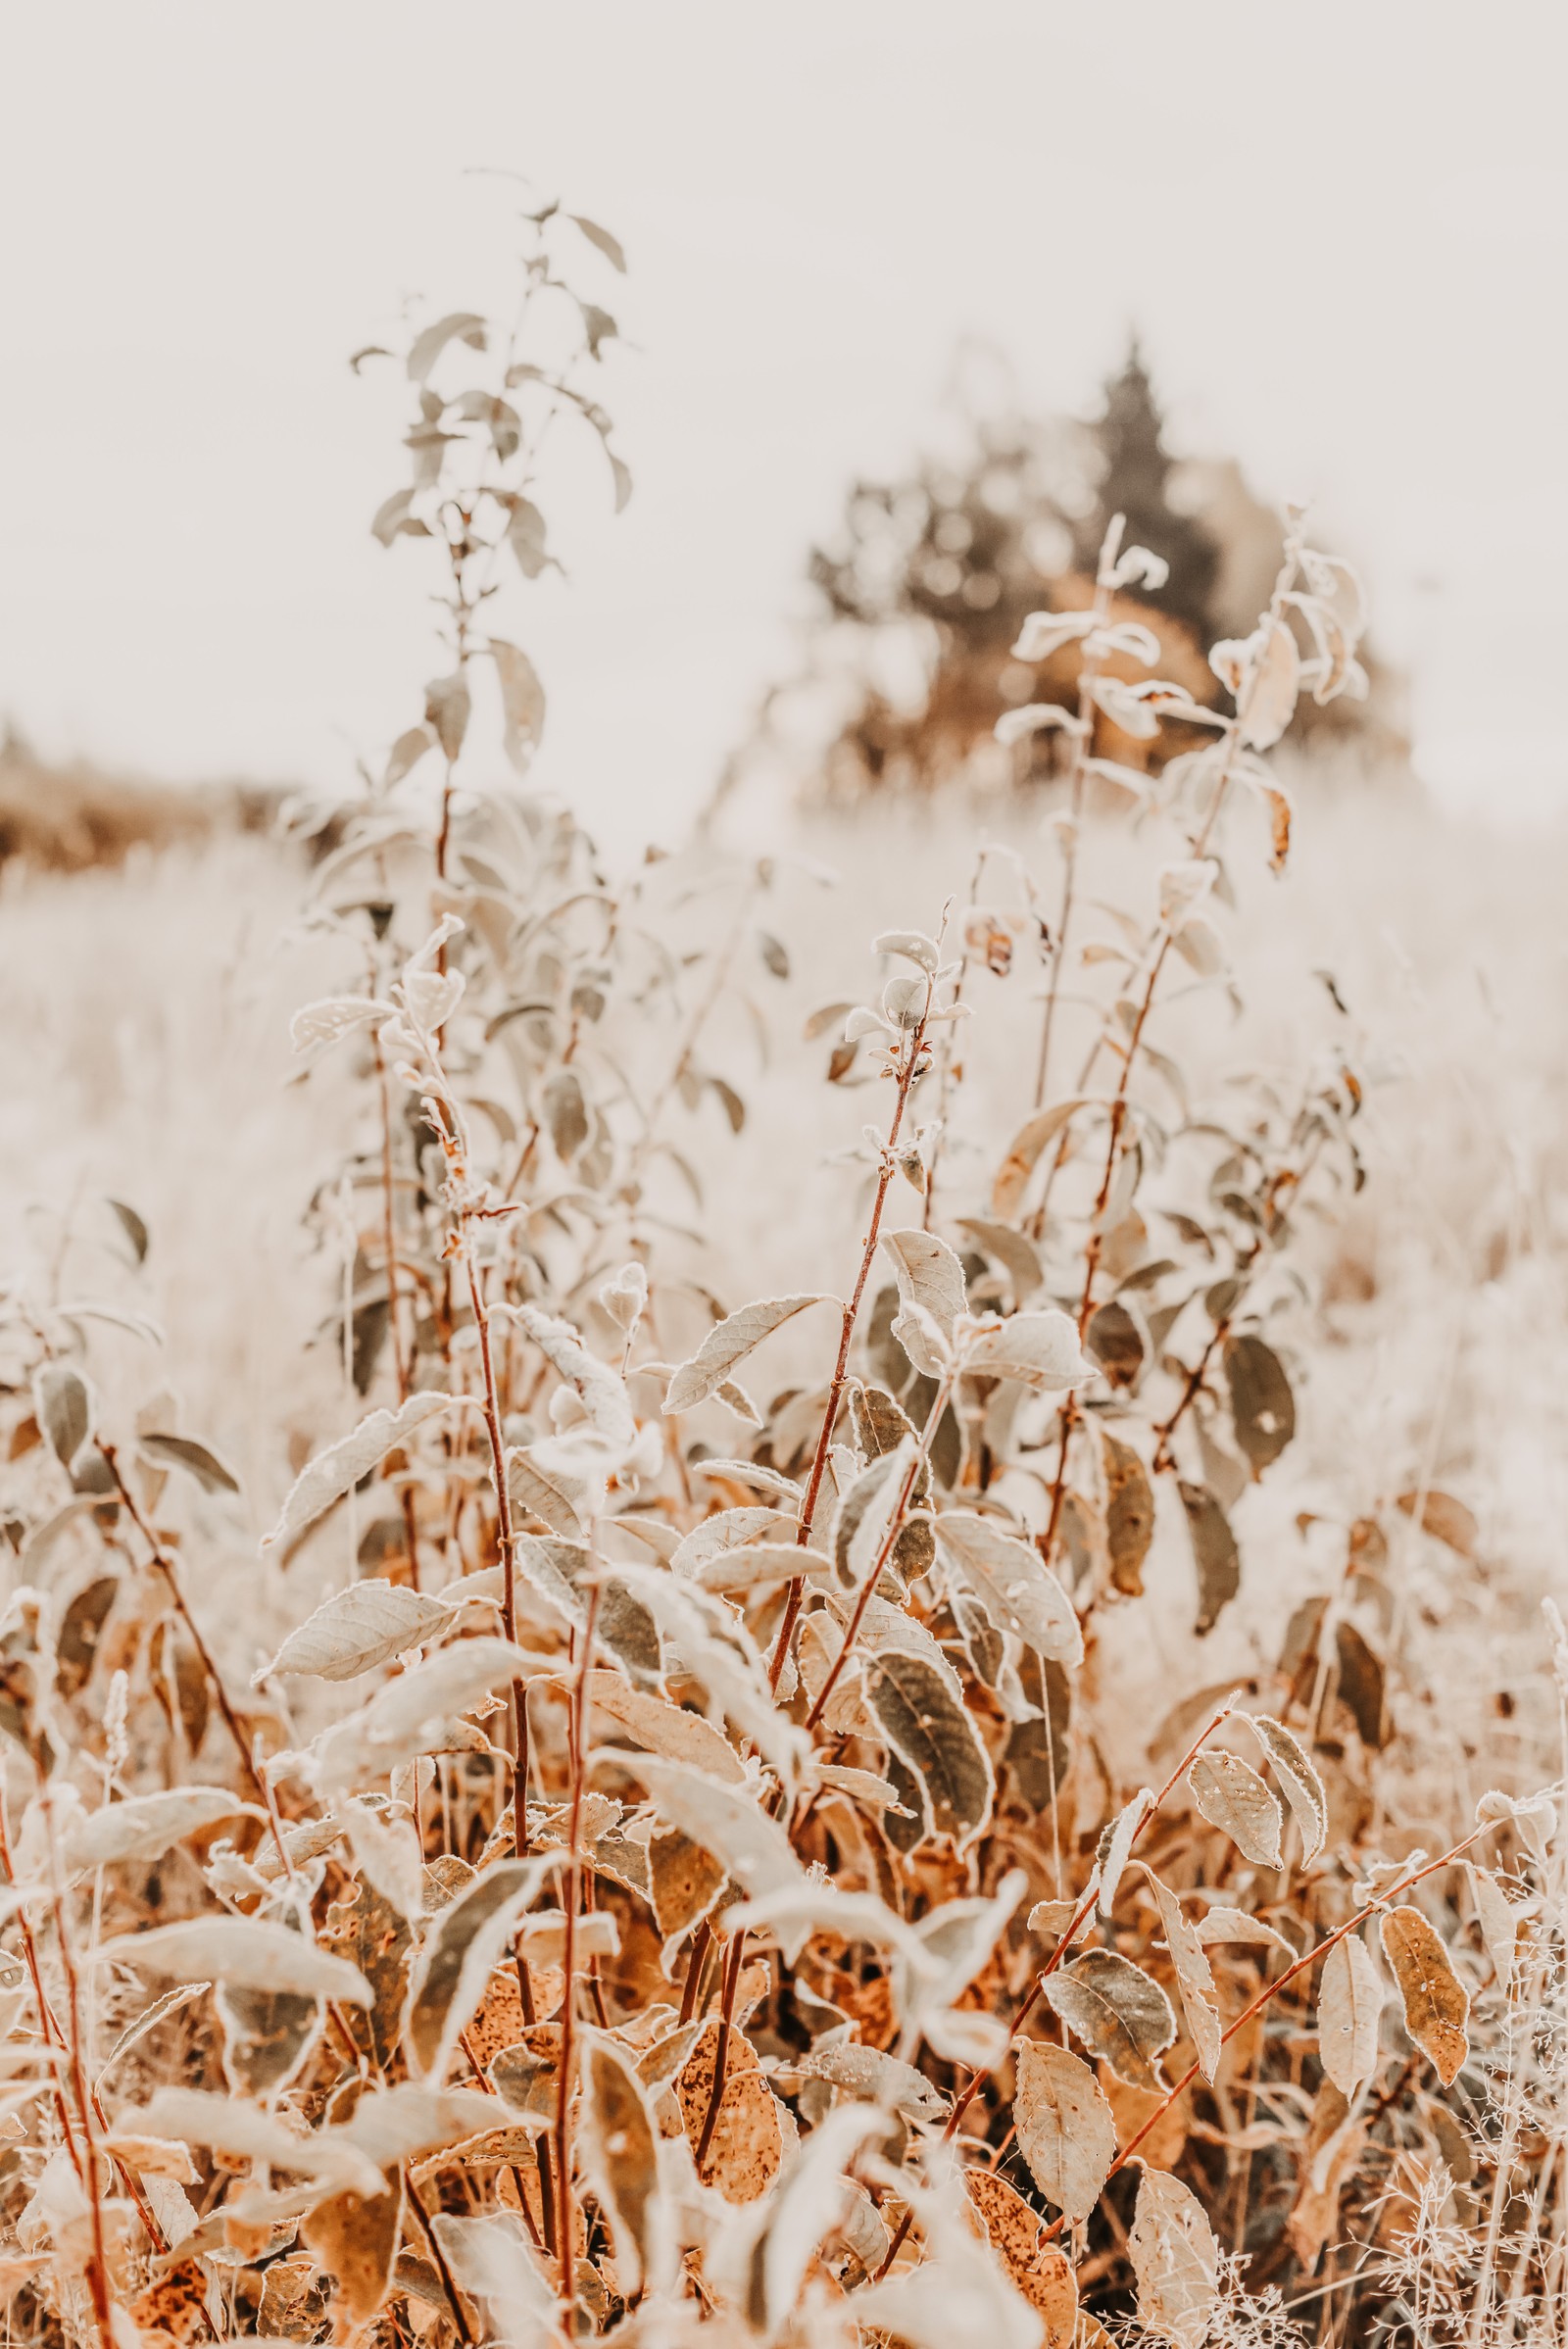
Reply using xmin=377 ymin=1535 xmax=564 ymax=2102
xmin=1467 ymin=1865 xmax=1522 ymax=1994
xmin=259 ymin=1579 xmax=453 ymax=1683
xmin=882 ymin=1230 xmax=967 ymax=1375
xmin=610 ymin=1752 xmax=808 ymax=1921
xmin=1098 ymin=1788 xmax=1154 ymax=1920
xmin=1129 ymin=2166 xmax=1220 ymax=2349
xmin=1188 ymin=1750 xmax=1284 ymax=1868
xmin=1317 ymin=1932 xmax=1382 ymax=2096
xmin=261 ymin=1393 xmax=455 ymax=1553
xmin=1043 ymin=1948 xmax=1175 ymax=2089
xmin=663 ymin=1294 xmax=832 ymax=1413
xmin=405 ymin=1853 xmax=562 ymax=2078
xmin=1250 ymin=1713 xmax=1327 ymax=1862
xmin=335 ymin=2084 xmax=505 ymax=2170
xmin=1147 ymin=1874 xmax=1221 ymax=2082
xmin=578 ymin=2032 xmax=667 ymax=2299
xmin=798 ymin=2040 xmax=948 ymax=2125
xmin=308 ymin=1636 xmax=552 ymax=1791
xmin=64 ymin=1787 xmax=265 ymax=1871
xmin=1196 ymin=1905 xmax=1294 ymax=1953
xmin=514 ymin=1304 xmax=636 ymax=1449
xmin=97 ymin=1917 xmax=372 ymax=2007
xmin=129 ymin=2087 xmax=383 ymax=2197
xmin=582 ymin=1670 xmax=744 ymax=1783
xmin=1380 ymin=1905 xmax=1469 ymax=2085
xmin=961 ymin=1309 xmax=1096 ymax=1393
xmin=937 ymin=1511 xmax=1083 ymax=1667
xmin=864 ymin=1650 xmax=994 ymax=1850
xmin=1014 ymin=2039 xmax=1116 ymax=2221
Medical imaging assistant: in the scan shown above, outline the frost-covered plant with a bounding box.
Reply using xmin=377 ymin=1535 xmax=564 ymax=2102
xmin=0 ymin=202 xmax=1559 ymax=2349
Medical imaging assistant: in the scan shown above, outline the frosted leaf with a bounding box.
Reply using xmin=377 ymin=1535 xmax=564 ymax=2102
xmin=961 ymin=1309 xmax=1096 ymax=1393
xmin=404 ymin=1853 xmax=563 ymax=2077
xmin=1043 ymin=1949 xmax=1175 ymax=2089
xmin=1189 ymin=1750 xmax=1284 ymax=1868
xmin=1318 ymin=1931 xmax=1382 ymax=2097
xmin=882 ymin=1228 xmax=967 ymax=1376
xmin=994 ymin=703 xmax=1088 ymax=746
xmin=65 ymin=1789 xmax=265 ymax=1872
xmin=258 ymin=1579 xmax=453 ymax=1684
xmin=260 ymin=1393 xmax=457 ymax=1554
xmin=289 ymin=996 xmax=390 ymax=1053
xmin=1090 ymin=676 xmax=1160 ymax=738
xmin=873 ymin=927 xmax=942 ymax=972
xmin=1011 ymin=609 xmax=1096 ymax=661
xmin=663 ymin=1294 xmax=831 ymax=1415
xmin=937 ymin=1510 xmax=1083 ymax=1666
xmin=514 ymin=1304 xmax=637 ymax=1450
xmin=1014 ymin=2040 xmax=1115 ymax=2222
xmin=97 ymin=1918 xmax=372 ymax=2008
xmin=1129 ymin=2168 xmax=1220 ymax=2349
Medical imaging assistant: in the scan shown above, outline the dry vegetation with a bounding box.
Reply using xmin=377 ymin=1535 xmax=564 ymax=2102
xmin=0 ymin=204 xmax=1562 ymax=2349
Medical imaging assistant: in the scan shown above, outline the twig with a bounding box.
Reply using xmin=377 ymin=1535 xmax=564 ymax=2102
xmin=769 ymin=998 xmax=932 ymax=1690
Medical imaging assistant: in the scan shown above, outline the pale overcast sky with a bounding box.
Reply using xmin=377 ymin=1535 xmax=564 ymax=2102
xmin=2 ymin=2 xmax=1565 ymax=839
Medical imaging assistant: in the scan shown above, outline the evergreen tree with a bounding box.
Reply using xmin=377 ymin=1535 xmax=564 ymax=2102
xmin=1078 ymin=340 xmax=1220 ymax=640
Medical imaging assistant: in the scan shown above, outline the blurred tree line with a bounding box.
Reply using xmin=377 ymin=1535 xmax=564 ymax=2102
xmin=761 ymin=344 xmax=1405 ymax=802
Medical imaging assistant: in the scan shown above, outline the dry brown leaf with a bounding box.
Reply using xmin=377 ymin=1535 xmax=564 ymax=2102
xmin=1467 ymin=1865 xmax=1522 ymax=1994
xmin=675 ymin=2018 xmax=782 ymax=2202
xmin=1101 ymin=2068 xmax=1189 ymax=2171
xmin=1286 ymin=2081 xmax=1365 ymax=2274
xmin=126 ymin=2262 xmax=217 ymax=2347
xmin=578 ymin=2031 xmax=664 ymax=2296
xmin=1396 ymin=1489 xmax=1478 ymax=1558
xmin=1250 ymin=1713 xmax=1328 ymax=1863
xmin=303 ymin=2169 xmax=403 ymax=2325
xmin=1101 ymin=1431 xmax=1153 ymax=1596
xmin=1380 ymin=1905 xmax=1470 ymax=2085
xmin=963 ymin=2169 xmax=1079 ymax=2344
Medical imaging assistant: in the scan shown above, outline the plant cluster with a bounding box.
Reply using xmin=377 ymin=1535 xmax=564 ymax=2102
xmin=0 ymin=207 xmax=1559 ymax=2349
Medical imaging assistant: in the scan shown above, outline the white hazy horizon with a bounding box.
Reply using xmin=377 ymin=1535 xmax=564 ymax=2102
xmin=2 ymin=1 xmax=1566 ymax=842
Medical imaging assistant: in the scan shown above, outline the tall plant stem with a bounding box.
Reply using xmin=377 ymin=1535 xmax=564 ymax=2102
xmin=554 ymin=1580 xmax=601 ymax=2315
xmin=35 ymin=1792 xmax=113 ymax=2349
xmin=461 ymin=1246 xmax=530 ymax=1831
xmin=803 ymin=1371 xmax=953 ymax=1738
xmin=769 ymin=1005 xmax=931 ymax=1692
xmin=99 ymin=1446 xmax=282 ymax=1842
xmin=1028 ymin=514 xmax=1124 ymax=1146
